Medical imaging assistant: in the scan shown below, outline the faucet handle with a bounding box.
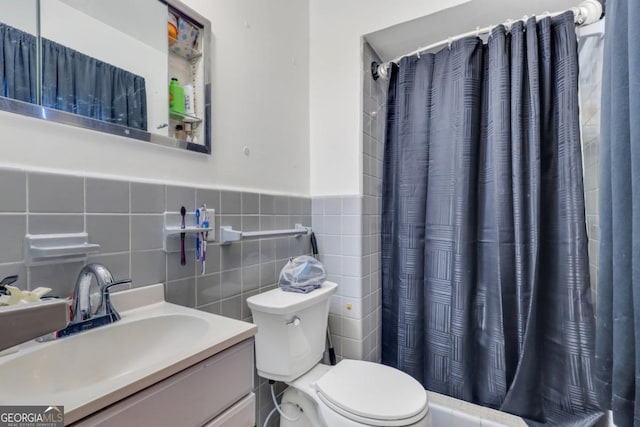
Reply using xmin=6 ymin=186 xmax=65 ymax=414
xmin=101 ymin=279 xmax=132 ymax=293
xmin=99 ymin=279 xmax=130 ymax=322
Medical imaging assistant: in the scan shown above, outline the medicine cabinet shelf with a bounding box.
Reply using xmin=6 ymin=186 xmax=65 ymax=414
xmin=169 ymin=110 xmax=202 ymax=125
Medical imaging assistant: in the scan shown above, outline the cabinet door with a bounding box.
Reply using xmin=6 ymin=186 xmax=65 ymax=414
xmin=73 ymin=339 xmax=254 ymax=427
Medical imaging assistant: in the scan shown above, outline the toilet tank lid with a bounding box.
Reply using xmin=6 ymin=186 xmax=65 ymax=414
xmin=247 ymin=281 xmax=337 ymax=315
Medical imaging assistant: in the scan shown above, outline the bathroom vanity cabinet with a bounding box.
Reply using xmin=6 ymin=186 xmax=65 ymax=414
xmin=71 ymin=338 xmax=255 ymax=427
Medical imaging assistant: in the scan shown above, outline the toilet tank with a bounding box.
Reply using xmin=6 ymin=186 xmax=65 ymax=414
xmin=247 ymin=281 xmax=338 ymax=382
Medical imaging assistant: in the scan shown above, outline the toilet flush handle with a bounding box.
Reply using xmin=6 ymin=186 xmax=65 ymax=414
xmin=285 ymin=316 xmax=301 ymax=326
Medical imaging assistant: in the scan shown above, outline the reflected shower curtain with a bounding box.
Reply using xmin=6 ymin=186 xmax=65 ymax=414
xmin=41 ymin=39 xmax=148 ymax=131
xmin=381 ymin=12 xmax=601 ymax=426
xmin=0 ymin=22 xmax=37 ymax=103
xmin=0 ymin=22 xmax=147 ymax=130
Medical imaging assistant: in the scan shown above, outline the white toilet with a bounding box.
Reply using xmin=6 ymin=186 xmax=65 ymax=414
xmin=247 ymin=281 xmax=431 ymax=427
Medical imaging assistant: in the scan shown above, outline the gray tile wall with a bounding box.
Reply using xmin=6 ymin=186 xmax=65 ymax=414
xmin=0 ymin=166 xmax=311 ymax=427
xmin=312 ymin=195 xmax=381 ymax=363
xmin=363 ymin=42 xmax=387 ymax=363
xmin=579 ymin=35 xmax=603 ymax=304
xmin=0 ymin=169 xmax=311 ymax=314
xmin=363 ymin=42 xmax=386 ymax=200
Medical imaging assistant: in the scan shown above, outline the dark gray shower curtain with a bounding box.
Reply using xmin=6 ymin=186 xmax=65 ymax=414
xmin=594 ymin=1 xmax=640 ymax=426
xmin=381 ymin=12 xmax=601 ymax=426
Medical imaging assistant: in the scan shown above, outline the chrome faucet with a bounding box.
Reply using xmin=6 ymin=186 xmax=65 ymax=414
xmin=43 ymin=263 xmax=130 ymax=340
xmin=72 ymin=263 xmax=124 ymax=323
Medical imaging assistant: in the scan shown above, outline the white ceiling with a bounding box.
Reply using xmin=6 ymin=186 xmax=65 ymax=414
xmin=365 ymin=0 xmax=582 ymax=62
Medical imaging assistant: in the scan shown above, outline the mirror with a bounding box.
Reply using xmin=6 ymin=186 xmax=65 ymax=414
xmin=0 ymin=0 xmax=211 ymax=154
xmin=0 ymin=0 xmax=38 ymax=105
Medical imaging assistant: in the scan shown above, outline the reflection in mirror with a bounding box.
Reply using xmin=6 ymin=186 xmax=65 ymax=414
xmin=0 ymin=0 xmax=38 ymax=104
xmin=0 ymin=0 xmax=211 ymax=154
xmin=39 ymin=0 xmax=166 ymax=133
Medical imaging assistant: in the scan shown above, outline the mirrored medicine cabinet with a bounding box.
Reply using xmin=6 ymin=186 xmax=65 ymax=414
xmin=0 ymin=0 xmax=212 ymax=154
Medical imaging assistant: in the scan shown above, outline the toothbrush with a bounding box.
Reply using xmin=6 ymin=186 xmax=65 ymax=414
xmin=195 ymin=208 xmax=201 ymax=261
xmin=180 ymin=206 xmax=186 ymax=266
xmin=201 ymin=205 xmax=208 ymax=274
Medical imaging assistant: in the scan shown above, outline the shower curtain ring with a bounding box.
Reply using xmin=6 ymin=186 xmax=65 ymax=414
xmin=505 ymin=19 xmax=513 ymax=31
xmin=475 ymin=26 xmax=481 ymax=38
xmin=447 ymin=36 xmax=453 ymax=49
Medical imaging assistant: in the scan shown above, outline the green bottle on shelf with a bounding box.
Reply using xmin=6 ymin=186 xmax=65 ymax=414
xmin=169 ymin=77 xmax=185 ymax=115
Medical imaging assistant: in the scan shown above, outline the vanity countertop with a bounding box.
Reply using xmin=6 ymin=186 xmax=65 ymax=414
xmin=0 ymin=284 xmax=257 ymax=424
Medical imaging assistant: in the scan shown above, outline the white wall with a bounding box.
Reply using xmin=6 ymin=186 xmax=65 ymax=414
xmin=0 ymin=0 xmax=310 ymax=196
xmin=189 ymin=0 xmax=310 ymax=195
xmin=308 ymin=0 xmax=578 ymax=196
xmin=308 ymin=0 xmax=469 ymax=196
xmin=2 ymin=0 xmax=37 ymax=34
xmin=5 ymin=0 xmax=580 ymax=196
xmin=58 ymin=0 xmax=168 ymax=53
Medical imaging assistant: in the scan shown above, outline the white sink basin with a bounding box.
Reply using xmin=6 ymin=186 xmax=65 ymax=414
xmin=1 ymin=314 xmax=209 ymax=396
xmin=0 ymin=284 xmax=256 ymax=424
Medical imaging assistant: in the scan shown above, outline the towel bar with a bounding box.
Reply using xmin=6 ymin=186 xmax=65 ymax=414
xmin=219 ymin=224 xmax=311 ymax=245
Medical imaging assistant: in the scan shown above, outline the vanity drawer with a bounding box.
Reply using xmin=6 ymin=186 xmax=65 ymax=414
xmin=73 ymin=338 xmax=254 ymax=427
xmin=203 ymin=393 xmax=255 ymax=427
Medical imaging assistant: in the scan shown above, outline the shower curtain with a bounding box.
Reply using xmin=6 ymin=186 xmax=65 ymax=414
xmin=381 ymin=12 xmax=601 ymax=426
xmin=595 ymin=1 xmax=640 ymax=426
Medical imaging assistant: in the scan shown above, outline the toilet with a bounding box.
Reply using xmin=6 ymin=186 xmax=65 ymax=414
xmin=247 ymin=281 xmax=431 ymax=427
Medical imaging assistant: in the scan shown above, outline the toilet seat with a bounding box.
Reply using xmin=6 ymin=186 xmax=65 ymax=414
xmin=314 ymin=360 xmax=428 ymax=427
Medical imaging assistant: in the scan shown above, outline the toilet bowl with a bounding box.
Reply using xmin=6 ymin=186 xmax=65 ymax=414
xmin=247 ymin=281 xmax=431 ymax=427
xmin=280 ymin=361 xmax=430 ymax=427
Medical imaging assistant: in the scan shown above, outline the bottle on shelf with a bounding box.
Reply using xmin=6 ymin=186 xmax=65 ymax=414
xmin=183 ymin=83 xmax=195 ymax=116
xmin=169 ymin=78 xmax=185 ymax=115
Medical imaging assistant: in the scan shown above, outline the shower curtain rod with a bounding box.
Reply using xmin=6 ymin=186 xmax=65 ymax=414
xmin=371 ymin=0 xmax=603 ymax=80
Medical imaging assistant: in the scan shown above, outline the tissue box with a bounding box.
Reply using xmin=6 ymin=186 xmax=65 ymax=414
xmin=170 ymin=17 xmax=201 ymax=59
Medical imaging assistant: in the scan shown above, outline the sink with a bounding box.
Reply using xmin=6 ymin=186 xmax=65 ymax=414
xmin=0 ymin=314 xmax=209 ymax=396
xmin=0 ymin=284 xmax=257 ymax=424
